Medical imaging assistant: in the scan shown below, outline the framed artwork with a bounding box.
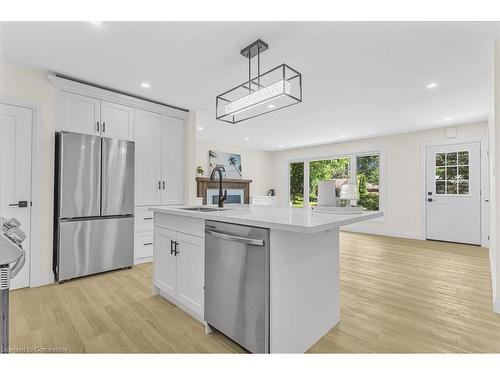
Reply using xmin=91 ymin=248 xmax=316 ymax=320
xmin=209 ymin=150 xmax=242 ymax=179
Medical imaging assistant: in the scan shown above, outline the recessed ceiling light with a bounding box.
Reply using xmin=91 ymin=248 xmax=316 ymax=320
xmin=244 ymin=137 xmax=250 ymax=141
xmin=140 ymin=82 xmax=151 ymax=88
xmin=267 ymin=104 xmax=276 ymax=109
xmin=89 ymin=21 xmax=103 ymax=26
xmin=198 ymin=126 xmax=204 ymax=130
xmin=426 ymin=82 xmax=438 ymax=90
xmin=340 ymin=134 xmax=347 ymax=138
xmin=445 ymin=117 xmax=452 ymax=121
xmin=277 ymin=145 xmax=283 ymax=148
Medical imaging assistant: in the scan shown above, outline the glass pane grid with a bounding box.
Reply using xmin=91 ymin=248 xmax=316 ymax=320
xmin=435 ymin=151 xmax=470 ymax=195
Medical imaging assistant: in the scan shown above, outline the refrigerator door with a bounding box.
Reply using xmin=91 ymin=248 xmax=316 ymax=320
xmin=57 ymin=216 xmax=133 ymax=281
xmin=58 ymin=132 xmax=101 ymax=219
xmin=101 ymin=137 xmax=135 ymax=216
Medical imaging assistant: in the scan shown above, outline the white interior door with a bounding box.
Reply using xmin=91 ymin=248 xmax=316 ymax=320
xmin=0 ymin=103 xmax=32 ymax=289
xmin=426 ymin=142 xmax=481 ymax=245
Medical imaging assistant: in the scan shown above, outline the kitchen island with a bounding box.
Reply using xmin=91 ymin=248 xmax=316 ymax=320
xmin=150 ymin=205 xmax=382 ymax=353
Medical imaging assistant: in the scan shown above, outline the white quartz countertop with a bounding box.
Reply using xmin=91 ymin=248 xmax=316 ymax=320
xmin=150 ymin=205 xmax=383 ymax=233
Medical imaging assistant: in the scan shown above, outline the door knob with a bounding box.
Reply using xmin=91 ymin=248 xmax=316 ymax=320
xmin=9 ymin=200 xmax=28 ymax=208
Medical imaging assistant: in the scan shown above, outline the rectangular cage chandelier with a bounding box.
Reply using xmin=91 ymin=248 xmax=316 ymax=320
xmin=216 ymin=39 xmax=302 ymax=124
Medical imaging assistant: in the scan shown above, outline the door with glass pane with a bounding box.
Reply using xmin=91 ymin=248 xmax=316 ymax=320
xmin=426 ymin=142 xmax=481 ymax=245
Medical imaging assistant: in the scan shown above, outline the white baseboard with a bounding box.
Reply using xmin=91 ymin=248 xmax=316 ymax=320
xmin=134 ymin=256 xmax=153 ymax=265
xmin=341 ymin=226 xmax=425 ymax=241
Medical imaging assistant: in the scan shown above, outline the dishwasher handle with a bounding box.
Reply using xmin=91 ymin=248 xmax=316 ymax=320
xmin=205 ymin=229 xmax=265 ymax=247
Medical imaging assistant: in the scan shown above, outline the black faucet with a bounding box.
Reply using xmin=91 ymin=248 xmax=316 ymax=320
xmin=210 ymin=166 xmax=227 ymax=208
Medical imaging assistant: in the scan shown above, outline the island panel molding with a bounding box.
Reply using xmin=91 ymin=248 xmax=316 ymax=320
xmin=196 ymin=177 xmax=252 ymax=205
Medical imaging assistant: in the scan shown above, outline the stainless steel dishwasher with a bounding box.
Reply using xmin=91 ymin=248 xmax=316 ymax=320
xmin=205 ymin=220 xmax=270 ymax=353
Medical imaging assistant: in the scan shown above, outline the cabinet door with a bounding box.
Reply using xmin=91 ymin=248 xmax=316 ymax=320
xmin=134 ymin=110 xmax=163 ymax=206
xmin=176 ymin=233 xmax=204 ymax=316
xmin=153 ymin=227 xmax=177 ymax=298
xmin=134 ymin=231 xmax=154 ymax=261
xmin=56 ymin=92 xmax=100 ymax=135
xmin=100 ymin=101 xmax=134 ymax=140
xmin=161 ymin=116 xmax=184 ymax=205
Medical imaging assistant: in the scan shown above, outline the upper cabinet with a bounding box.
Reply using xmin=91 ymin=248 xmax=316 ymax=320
xmin=56 ymin=92 xmax=101 ymax=135
xmin=100 ymin=101 xmax=134 ymax=140
xmin=56 ymin=92 xmax=134 ymax=141
xmin=135 ymin=110 xmax=163 ymax=206
xmin=162 ymin=116 xmax=184 ymax=205
xmin=135 ymin=109 xmax=185 ymax=206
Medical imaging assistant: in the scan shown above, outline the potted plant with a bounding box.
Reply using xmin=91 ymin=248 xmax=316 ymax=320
xmin=196 ymin=166 xmax=204 ymax=177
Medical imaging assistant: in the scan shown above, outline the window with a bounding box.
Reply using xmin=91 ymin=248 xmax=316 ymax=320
xmin=356 ymin=154 xmax=380 ymax=211
xmin=309 ymin=158 xmax=350 ymax=206
xmin=435 ymin=151 xmax=469 ymax=195
xmin=289 ymin=152 xmax=382 ymax=211
xmin=289 ymin=162 xmax=304 ymax=207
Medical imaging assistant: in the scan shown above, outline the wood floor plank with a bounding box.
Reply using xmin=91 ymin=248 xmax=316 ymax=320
xmin=9 ymin=232 xmax=500 ymax=353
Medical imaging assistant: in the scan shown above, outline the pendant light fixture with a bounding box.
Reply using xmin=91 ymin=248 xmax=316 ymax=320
xmin=216 ymin=39 xmax=302 ymax=124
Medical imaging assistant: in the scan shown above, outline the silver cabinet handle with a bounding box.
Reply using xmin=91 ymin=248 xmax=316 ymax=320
xmin=143 ymin=242 xmax=153 ymax=246
xmin=205 ymin=229 xmax=265 ymax=246
xmin=143 ymin=217 xmax=153 ymax=220
xmin=97 ymin=121 xmax=100 ymax=132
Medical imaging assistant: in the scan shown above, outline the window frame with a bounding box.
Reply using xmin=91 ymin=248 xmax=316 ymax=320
xmin=287 ymin=149 xmax=385 ymax=217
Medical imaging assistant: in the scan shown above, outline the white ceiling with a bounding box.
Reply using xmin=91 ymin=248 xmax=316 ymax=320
xmin=1 ymin=21 xmax=499 ymax=150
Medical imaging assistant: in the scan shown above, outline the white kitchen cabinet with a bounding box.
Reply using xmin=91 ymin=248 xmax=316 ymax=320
xmin=100 ymin=101 xmax=134 ymax=140
xmin=134 ymin=231 xmax=154 ymax=261
xmin=154 ymin=227 xmax=178 ymax=298
xmin=56 ymin=92 xmax=100 ymax=135
xmin=134 ymin=110 xmax=163 ymax=206
xmin=153 ymin=218 xmax=204 ymax=319
xmin=161 ymin=116 xmax=184 ymax=205
xmin=176 ymin=232 xmax=204 ymax=314
xmin=135 ymin=109 xmax=184 ymax=206
xmin=56 ymin=92 xmax=134 ymax=140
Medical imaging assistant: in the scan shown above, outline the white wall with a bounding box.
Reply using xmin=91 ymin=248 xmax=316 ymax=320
xmin=0 ymin=59 xmax=56 ymax=287
xmin=490 ymin=39 xmax=500 ymax=313
xmin=271 ymin=122 xmax=489 ymax=241
xmin=196 ymin=139 xmax=273 ymax=198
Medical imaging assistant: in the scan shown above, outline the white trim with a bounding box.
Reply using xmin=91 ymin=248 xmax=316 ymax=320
xmin=0 ymin=96 xmax=52 ymax=287
xmin=494 ymin=299 xmax=500 ymax=314
xmin=341 ymin=226 xmax=425 ymax=241
xmin=420 ymin=138 xmax=489 ymax=247
xmin=47 ymin=74 xmax=188 ymax=120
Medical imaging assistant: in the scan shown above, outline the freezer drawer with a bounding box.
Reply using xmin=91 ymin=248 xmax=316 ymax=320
xmin=57 ymin=216 xmax=133 ymax=281
xmin=204 ymin=221 xmax=270 ymax=353
xmin=57 ymin=132 xmax=101 ymax=218
xmin=101 ymin=137 xmax=135 ymax=216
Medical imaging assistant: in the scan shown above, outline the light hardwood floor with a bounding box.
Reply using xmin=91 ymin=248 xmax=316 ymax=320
xmin=10 ymin=232 xmax=500 ymax=353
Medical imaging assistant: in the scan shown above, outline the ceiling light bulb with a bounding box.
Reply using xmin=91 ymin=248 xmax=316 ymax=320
xmin=278 ymin=145 xmax=283 ymax=148
xmin=198 ymin=126 xmax=204 ymax=130
xmin=340 ymin=134 xmax=347 ymax=138
xmin=445 ymin=117 xmax=451 ymax=121
xmin=89 ymin=21 xmax=103 ymax=26
xmin=141 ymin=82 xmax=151 ymax=88
xmin=267 ymin=104 xmax=276 ymax=109
xmin=426 ymin=82 xmax=438 ymax=90
xmin=244 ymin=137 xmax=250 ymax=141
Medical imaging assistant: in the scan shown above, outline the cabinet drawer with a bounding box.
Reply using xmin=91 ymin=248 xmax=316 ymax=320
xmin=135 ymin=208 xmax=155 ymax=232
xmin=154 ymin=213 xmax=204 ymax=238
xmin=135 ymin=231 xmax=154 ymax=260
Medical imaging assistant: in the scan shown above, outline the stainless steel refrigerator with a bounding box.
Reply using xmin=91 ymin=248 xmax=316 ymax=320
xmin=53 ymin=131 xmax=134 ymax=282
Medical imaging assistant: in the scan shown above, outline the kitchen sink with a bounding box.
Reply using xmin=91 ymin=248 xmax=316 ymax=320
xmin=177 ymin=207 xmax=228 ymax=212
